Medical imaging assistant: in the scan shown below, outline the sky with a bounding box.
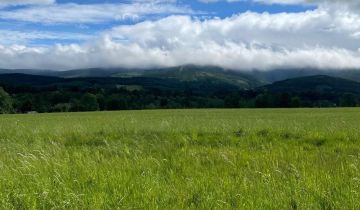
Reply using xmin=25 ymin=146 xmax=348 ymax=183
xmin=1 ymin=0 xmax=360 ymax=70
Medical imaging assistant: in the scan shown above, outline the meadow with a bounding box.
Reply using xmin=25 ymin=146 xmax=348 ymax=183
xmin=0 ymin=108 xmax=360 ymax=209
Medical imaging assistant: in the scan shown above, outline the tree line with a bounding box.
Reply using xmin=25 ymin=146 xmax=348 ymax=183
xmin=0 ymin=84 xmax=359 ymax=114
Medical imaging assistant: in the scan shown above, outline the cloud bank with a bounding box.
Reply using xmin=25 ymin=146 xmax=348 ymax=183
xmin=1 ymin=0 xmax=360 ymax=71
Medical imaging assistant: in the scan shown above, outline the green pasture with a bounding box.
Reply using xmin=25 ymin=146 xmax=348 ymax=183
xmin=0 ymin=108 xmax=359 ymax=209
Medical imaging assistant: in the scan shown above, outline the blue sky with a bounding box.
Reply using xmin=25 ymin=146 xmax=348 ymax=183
xmin=0 ymin=0 xmax=360 ymax=70
xmin=0 ymin=0 xmax=315 ymax=46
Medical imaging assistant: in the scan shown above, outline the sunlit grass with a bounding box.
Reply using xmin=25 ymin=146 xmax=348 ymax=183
xmin=0 ymin=108 xmax=360 ymax=209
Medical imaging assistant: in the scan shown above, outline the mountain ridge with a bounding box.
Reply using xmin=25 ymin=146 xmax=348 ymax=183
xmin=261 ymin=75 xmax=360 ymax=94
xmin=2 ymin=72 xmax=360 ymax=95
xmin=2 ymin=65 xmax=360 ymax=84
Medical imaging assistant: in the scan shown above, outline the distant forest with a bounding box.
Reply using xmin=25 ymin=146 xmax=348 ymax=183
xmin=0 ymin=73 xmax=360 ymax=114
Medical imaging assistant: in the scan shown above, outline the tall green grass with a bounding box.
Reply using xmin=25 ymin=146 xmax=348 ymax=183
xmin=0 ymin=108 xmax=360 ymax=209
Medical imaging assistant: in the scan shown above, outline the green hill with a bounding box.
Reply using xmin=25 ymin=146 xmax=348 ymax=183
xmin=261 ymin=75 xmax=360 ymax=94
xmin=0 ymin=66 xmax=263 ymax=89
xmin=3 ymin=66 xmax=360 ymax=93
xmin=250 ymin=69 xmax=360 ymax=83
xmin=0 ymin=72 xmax=242 ymax=96
xmin=113 ymin=65 xmax=263 ymax=89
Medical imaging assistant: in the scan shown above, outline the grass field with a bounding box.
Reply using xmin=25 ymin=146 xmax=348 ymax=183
xmin=0 ymin=108 xmax=360 ymax=209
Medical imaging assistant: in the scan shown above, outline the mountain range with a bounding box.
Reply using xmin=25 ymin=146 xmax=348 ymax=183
xmin=2 ymin=65 xmax=360 ymax=86
xmin=1 ymin=65 xmax=360 ymax=113
xmin=1 ymin=65 xmax=360 ymax=93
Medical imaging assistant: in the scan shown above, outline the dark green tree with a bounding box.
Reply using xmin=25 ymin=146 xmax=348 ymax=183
xmin=79 ymin=93 xmax=99 ymax=111
xmin=290 ymin=96 xmax=302 ymax=108
xmin=0 ymin=87 xmax=13 ymax=114
xmin=277 ymin=93 xmax=291 ymax=108
xmin=255 ymin=93 xmax=272 ymax=108
xmin=340 ymin=93 xmax=358 ymax=107
xmin=106 ymin=94 xmax=128 ymax=110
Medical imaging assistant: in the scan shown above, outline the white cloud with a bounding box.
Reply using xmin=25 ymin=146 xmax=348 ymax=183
xmin=254 ymin=0 xmax=357 ymax=5
xmin=109 ymin=12 xmax=360 ymax=51
xmin=0 ymin=2 xmax=195 ymax=24
xmin=200 ymin=0 xmax=360 ymax=8
xmin=1 ymin=9 xmax=360 ymax=70
xmin=1 ymin=37 xmax=360 ymax=70
xmin=0 ymin=0 xmax=54 ymax=7
xmin=1 ymin=0 xmax=360 ymax=70
xmin=0 ymin=30 xmax=93 ymax=45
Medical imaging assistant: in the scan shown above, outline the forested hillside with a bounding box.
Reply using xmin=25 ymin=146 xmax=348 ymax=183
xmin=0 ymin=72 xmax=360 ymax=113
